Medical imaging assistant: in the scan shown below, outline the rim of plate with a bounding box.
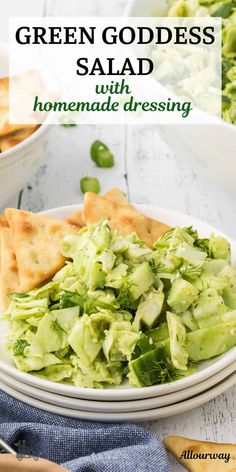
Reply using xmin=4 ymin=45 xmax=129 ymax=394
xmin=0 ymin=203 xmax=236 ymax=401
xmin=1 ymin=359 xmax=236 ymax=413
xmin=0 ymin=370 xmax=235 ymax=421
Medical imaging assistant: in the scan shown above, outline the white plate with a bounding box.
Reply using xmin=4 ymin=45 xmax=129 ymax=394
xmin=0 ymin=370 xmax=236 ymax=422
xmin=1 ymin=204 xmax=236 ymax=401
xmin=1 ymin=360 xmax=236 ymax=413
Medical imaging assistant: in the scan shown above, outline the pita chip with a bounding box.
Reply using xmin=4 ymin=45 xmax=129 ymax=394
xmin=0 ymin=127 xmax=38 ymax=153
xmin=67 ymin=209 xmax=85 ymax=229
xmin=0 ymin=215 xmax=9 ymax=273
xmin=5 ymin=208 xmax=78 ymax=292
xmin=0 ymin=76 xmax=37 ymax=138
xmin=66 ymin=188 xmax=129 ymax=229
xmin=0 ymin=228 xmax=20 ymax=311
xmin=104 ymin=188 xmax=130 ymax=206
xmin=83 ymin=192 xmax=170 ymax=247
xmin=0 ymin=215 xmax=8 ymax=228
xmin=164 ymin=436 xmax=236 ymax=472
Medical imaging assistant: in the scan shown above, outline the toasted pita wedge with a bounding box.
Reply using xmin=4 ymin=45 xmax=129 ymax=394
xmin=0 ymin=215 xmax=8 ymax=228
xmin=104 ymin=188 xmax=130 ymax=206
xmin=66 ymin=188 xmax=129 ymax=228
xmin=5 ymin=208 xmax=78 ymax=292
xmin=0 ymin=127 xmax=38 ymax=153
xmin=0 ymin=70 xmax=54 ymax=145
xmin=0 ymin=217 xmax=8 ymax=268
xmin=164 ymin=436 xmax=236 ymax=472
xmin=83 ymin=192 xmax=170 ymax=247
xmin=0 ymin=228 xmax=20 ymax=311
xmin=0 ymin=77 xmax=9 ymax=108
xmin=0 ymin=76 xmax=37 ymax=138
xmin=0 ymin=216 xmax=8 ymax=270
xmin=67 ymin=209 xmax=85 ymax=229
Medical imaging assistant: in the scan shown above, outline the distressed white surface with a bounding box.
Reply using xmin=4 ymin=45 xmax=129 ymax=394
xmin=1 ymin=1 xmax=236 ymax=470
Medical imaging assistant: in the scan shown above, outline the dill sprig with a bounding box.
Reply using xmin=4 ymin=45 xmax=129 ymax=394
xmin=51 ymin=319 xmax=65 ymax=334
xmin=149 ymin=360 xmax=182 ymax=384
xmin=117 ymin=281 xmax=137 ymax=311
xmin=13 ymin=339 xmax=29 ymax=356
xmin=180 ymin=264 xmax=202 ymax=280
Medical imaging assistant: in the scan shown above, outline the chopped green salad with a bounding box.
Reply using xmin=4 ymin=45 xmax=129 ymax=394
xmin=5 ymin=222 xmax=236 ymax=388
xmin=166 ymin=0 xmax=236 ymax=124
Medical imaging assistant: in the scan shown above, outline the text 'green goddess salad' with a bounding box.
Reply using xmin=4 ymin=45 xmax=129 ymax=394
xmin=5 ymin=221 xmax=236 ymax=388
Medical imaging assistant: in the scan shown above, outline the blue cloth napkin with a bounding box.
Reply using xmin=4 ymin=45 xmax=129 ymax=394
xmin=0 ymin=390 xmax=170 ymax=472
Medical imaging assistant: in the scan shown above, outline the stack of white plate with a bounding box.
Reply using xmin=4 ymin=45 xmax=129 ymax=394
xmin=0 ymin=204 xmax=235 ymax=421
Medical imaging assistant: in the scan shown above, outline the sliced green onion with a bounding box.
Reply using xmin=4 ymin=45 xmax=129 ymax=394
xmin=90 ymin=140 xmax=114 ymax=168
xmin=80 ymin=177 xmax=100 ymax=194
xmin=90 ymin=140 xmax=106 ymax=163
xmin=59 ymin=115 xmax=76 ymax=127
xmin=96 ymin=149 xmax=115 ymax=168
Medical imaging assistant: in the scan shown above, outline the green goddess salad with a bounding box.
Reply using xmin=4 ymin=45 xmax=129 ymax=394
xmin=5 ymin=221 xmax=236 ymax=388
xmin=166 ymin=0 xmax=236 ymax=124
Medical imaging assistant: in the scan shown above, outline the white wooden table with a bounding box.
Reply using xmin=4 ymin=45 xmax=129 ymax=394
xmin=1 ymin=1 xmax=236 ymax=470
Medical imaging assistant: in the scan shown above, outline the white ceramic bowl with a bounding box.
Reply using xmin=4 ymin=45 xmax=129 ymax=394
xmin=0 ymin=204 xmax=236 ymax=401
xmin=0 ymin=43 xmax=51 ymax=206
xmin=126 ymin=0 xmax=236 ymax=193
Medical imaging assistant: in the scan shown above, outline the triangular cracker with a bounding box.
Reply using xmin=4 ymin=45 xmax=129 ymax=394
xmin=0 ymin=215 xmax=8 ymax=228
xmin=5 ymin=208 xmax=78 ymax=292
xmin=0 ymin=76 xmax=37 ymax=138
xmin=83 ymin=192 xmax=170 ymax=247
xmin=66 ymin=209 xmax=85 ymax=229
xmin=0 ymin=228 xmax=20 ymax=311
xmin=66 ymin=188 xmax=129 ymax=229
xmin=104 ymin=188 xmax=130 ymax=206
xmin=0 ymin=216 xmax=9 ymax=277
xmin=0 ymin=127 xmax=38 ymax=153
xmin=164 ymin=436 xmax=236 ymax=471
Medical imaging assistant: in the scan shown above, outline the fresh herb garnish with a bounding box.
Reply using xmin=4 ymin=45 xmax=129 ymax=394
xmin=51 ymin=319 xmax=65 ymax=334
xmin=184 ymin=226 xmax=198 ymax=240
xmin=194 ymin=238 xmax=210 ymax=255
xmin=180 ymin=264 xmax=202 ymax=280
xmin=60 ymin=291 xmax=84 ymax=310
xmin=117 ymin=282 xmax=137 ymax=311
xmin=60 ymin=290 xmax=119 ymax=315
xmin=13 ymin=339 xmax=29 ymax=356
xmin=149 ymin=360 xmax=182 ymax=384
xmin=148 ymin=259 xmax=166 ymax=275
xmin=153 ymin=228 xmax=174 ymax=249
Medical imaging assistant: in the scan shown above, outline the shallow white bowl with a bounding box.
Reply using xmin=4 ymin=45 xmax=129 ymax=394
xmin=0 ymin=370 xmax=235 ymax=421
xmin=0 ymin=43 xmax=51 ymax=206
xmin=126 ymin=0 xmax=236 ymax=193
xmin=0 ymin=204 xmax=236 ymax=401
